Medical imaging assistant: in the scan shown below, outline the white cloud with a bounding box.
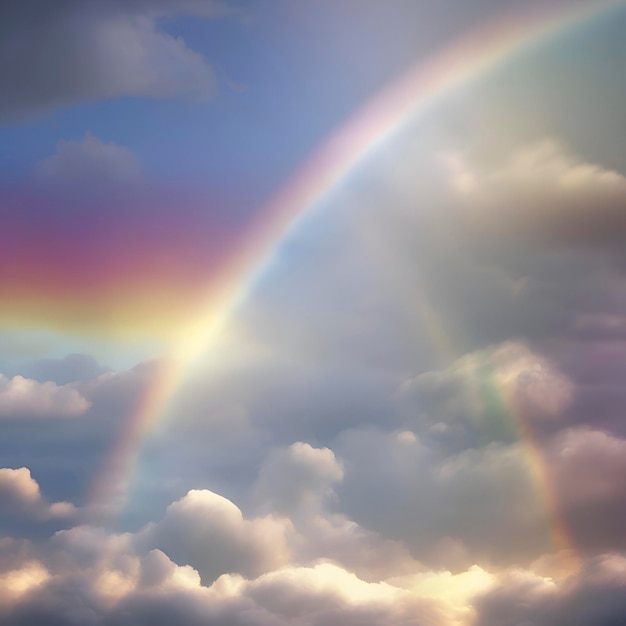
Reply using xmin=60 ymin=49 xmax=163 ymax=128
xmin=0 ymin=468 xmax=76 ymax=521
xmin=0 ymin=374 xmax=90 ymax=418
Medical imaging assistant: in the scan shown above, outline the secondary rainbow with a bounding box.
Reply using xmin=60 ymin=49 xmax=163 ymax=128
xmin=468 ymin=353 xmax=581 ymax=574
xmin=89 ymin=0 xmax=621 ymax=520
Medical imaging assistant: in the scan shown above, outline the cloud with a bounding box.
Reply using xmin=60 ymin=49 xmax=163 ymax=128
xmin=2 ymin=11 xmax=626 ymax=626
xmin=0 ymin=374 xmax=90 ymax=418
xmin=475 ymin=553 xmax=626 ymax=626
xmin=334 ymin=416 xmax=626 ymax=570
xmin=19 ymin=353 xmax=110 ymax=386
xmin=250 ymin=442 xmax=422 ymax=582
xmin=443 ymin=140 xmax=626 ymax=246
xmin=333 ymin=425 xmax=553 ymax=568
xmin=3 ymin=473 xmax=626 ymax=626
xmin=34 ymin=133 xmax=143 ymax=184
xmin=0 ymin=560 xmax=51 ymax=610
xmin=290 ymin=512 xmax=424 ymax=582
xmin=0 ymin=0 xmax=223 ymax=121
xmin=0 ymin=468 xmax=76 ymax=522
xmin=545 ymin=427 xmax=626 ymax=554
xmin=0 ymin=547 xmax=452 ymax=626
xmin=0 ymin=485 xmax=478 ymax=625
xmin=206 ymin=562 xmax=448 ymax=626
xmin=399 ymin=340 xmax=574 ymax=447
xmin=137 ymin=489 xmax=293 ymax=585
xmin=253 ymin=442 xmax=344 ymax=515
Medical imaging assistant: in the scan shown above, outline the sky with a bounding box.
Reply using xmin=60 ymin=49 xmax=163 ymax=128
xmin=2 ymin=0 xmax=626 ymax=624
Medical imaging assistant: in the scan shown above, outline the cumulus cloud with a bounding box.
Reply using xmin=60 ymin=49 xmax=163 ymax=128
xmin=6 ymin=538 xmax=626 ymax=626
xmin=443 ymin=140 xmax=626 ymax=245
xmin=35 ymin=133 xmax=143 ymax=184
xmin=335 ymin=426 xmax=553 ymax=568
xmin=0 ymin=546 xmax=456 ymax=626
xmin=0 ymin=485 xmax=487 ymax=626
xmin=250 ymin=442 xmax=422 ymax=581
xmin=475 ymin=553 xmax=626 ymax=626
xmin=0 ymin=374 xmax=90 ymax=418
xmin=290 ymin=511 xmax=425 ymax=582
xmin=334 ymin=417 xmax=626 ymax=570
xmin=137 ymin=489 xmax=293 ymax=585
xmin=209 ymin=562 xmax=448 ymax=626
xmin=253 ymin=442 xmax=344 ymax=515
xmin=399 ymin=340 xmax=574 ymax=446
xmin=0 ymin=468 xmax=76 ymax=522
xmin=2 ymin=475 xmax=626 ymax=626
xmin=544 ymin=427 xmax=626 ymax=554
xmin=0 ymin=560 xmax=51 ymax=609
xmin=0 ymin=0 xmax=223 ymax=121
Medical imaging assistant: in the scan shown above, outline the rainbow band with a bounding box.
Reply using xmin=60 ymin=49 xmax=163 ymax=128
xmin=473 ymin=355 xmax=580 ymax=574
xmin=89 ymin=0 xmax=620 ymax=542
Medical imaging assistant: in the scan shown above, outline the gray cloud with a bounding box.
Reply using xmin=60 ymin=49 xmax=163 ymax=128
xmin=335 ymin=426 xmax=551 ymax=569
xmin=0 ymin=0 xmax=223 ymax=122
xmin=19 ymin=353 xmax=110 ymax=386
xmin=475 ymin=553 xmax=626 ymax=626
xmin=334 ymin=418 xmax=626 ymax=571
xmin=442 ymin=140 xmax=626 ymax=247
xmin=136 ymin=489 xmax=293 ymax=585
xmin=34 ymin=133 xmax=143 ymax=184
xmin=398 ymin=341 xmax=574 ymax=449
xmin=253 ymin=442 xmax=344 ymax=516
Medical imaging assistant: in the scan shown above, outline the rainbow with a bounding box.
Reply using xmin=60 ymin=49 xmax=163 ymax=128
xmin=89 ymin=0 xmax=621 ymax=536
xmin=470 ymin=353 xmax=581 ymax=575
